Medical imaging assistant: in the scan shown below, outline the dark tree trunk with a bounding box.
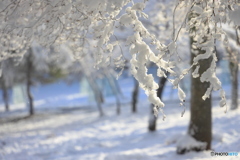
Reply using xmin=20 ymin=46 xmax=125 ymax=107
xmin=93 ymin=79 xmax=104 ymax=116
xmin=229 ymin=61 xmax=238 ymax=110
xmin=92 ymin=82 xmax=104 ymax=117
xmin=113 ymin=75 xmax=124 ymax=98
xmin=2 ymin=81 xmax=9 ymax=112
xmin=105 ymin=73 xmax=121 ymax=115
xmin=148 ymin=104 xmax=157 ymax=131
xmin=96 ymin=100 xmax=104 ymax=117
xmin=148 ymin=73 xmax=168 ymax=131
xmin=177 ymin=35 xmax=212 ymax=154
xmin=86 ymin=75 xmax=104 ymax=117
xmin=26 ymin=52 xmax=34 ymax=116
xmin=188 ymin=47 xmax=212 ymax=150
xmin=225 ymin=28 xmax=239 ymax=110
xmin=176 ymin=6 xmax=213 ymax=153
xmin=229 ymin=28 xmax=239 ymax=110
xmin=132 ymin=78 xmax=139 ymax=113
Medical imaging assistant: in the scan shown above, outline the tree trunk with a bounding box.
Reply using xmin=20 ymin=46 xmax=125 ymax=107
xmin=148 ymin=104 xmax=157 ymax=131
xmin=226 ymin=28 xmax=239 ymax=110
xmin=2 ymin=81 xmax=9 ymax=112
xmin=113 ymin=75 xmax=124 ymax=98
xmin=229 ymin=61 xmax=238 ymax=110
xmin=148 ymin=73 xmax=168 ymax=131
xmin=105 ymin=73 xmax=121 ymax=115
xmin=86 ymin=75 xmax=104 ymax=117
xmin=229 ymin=28 xmax=240 ymax=110
xmin=188 ymin=50 xmax=212 ymax=151
xmin=132 ymin=78 xmax=139 ymax=113
xmin=96 ymin=100 xmax=104 ymax=117
xmin=177 ymin=5 xmax=213 ymax=153
xmin=177 ymin=36 xmax=212 ymax=154
xmin=26 ymin=52 xmax=34 ymax=116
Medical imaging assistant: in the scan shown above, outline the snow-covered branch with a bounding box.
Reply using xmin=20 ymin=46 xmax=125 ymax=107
xmin=0 ymin=0 xmax=239 ymax=116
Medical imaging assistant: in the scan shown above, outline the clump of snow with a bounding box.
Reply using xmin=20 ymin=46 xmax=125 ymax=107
xmin=176 ymin=134 xmax=207 ymax=153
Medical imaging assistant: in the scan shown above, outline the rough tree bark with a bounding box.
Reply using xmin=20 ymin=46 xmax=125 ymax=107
xmin=132 ymin=78 xmax=139 ymax=113
xmin=148 ymin=73 xmax=168 ymax=131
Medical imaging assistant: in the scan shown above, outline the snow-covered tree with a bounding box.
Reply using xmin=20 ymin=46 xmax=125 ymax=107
xmin=0 ymin=58 xmax=16 ymax=111
xmin=0 ymin=0 xmax=239 ymax=152
xmin=15 ymin=44 xmax=49 ymax=115
xmin=223 ymin=26 xmax=239 ymax=110
xmin=132 ymin=78 xmax=139 ymax=113
xmin=65 ymin=42 xmax=123 ymax=116
xmin=148 ymin=72 xmax=168 ymax=131
xmin=145 ymin=0 xmax=185 ymax=131
xmin=177 ymin=5 xmax=214 ymax=152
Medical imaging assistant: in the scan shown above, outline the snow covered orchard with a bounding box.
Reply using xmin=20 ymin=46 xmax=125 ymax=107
xmin=0 ymin=0 xmax=239 ymax=116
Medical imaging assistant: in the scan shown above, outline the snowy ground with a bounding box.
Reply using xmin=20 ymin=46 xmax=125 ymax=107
xmin=0 ymin=68 xmax=239 ymax=160
xmin=0 ymin=98 xmax=239 ymax=160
